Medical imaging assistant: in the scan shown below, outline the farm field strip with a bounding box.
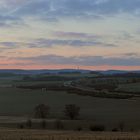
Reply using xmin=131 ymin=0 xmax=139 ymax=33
xmin=0 ymin=129 xmax=140 ymax=140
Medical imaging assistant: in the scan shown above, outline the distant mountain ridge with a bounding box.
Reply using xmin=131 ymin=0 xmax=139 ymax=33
xmin=99 ymin=70 xmax=140 ymax=75
xmin=0 ymin=69 xmax=139 ymax=75
xmin=0 ymin=69 xmax=91 ymax=75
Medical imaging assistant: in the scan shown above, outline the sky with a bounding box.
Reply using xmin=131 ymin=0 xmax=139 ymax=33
xmin=0 ymin=0 xmax=140 ymax=70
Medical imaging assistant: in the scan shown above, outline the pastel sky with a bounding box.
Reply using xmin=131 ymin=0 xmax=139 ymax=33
xmin=0 ymin=0 xmax=140 ymax=70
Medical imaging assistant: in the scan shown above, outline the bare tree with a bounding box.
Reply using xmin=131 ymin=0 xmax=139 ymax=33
xmin=41 ymin=120 xmax=47 ymax=129
xmin=34 ymin=104 xmax=50 ymax=119
xmin=119 ymin=121 xmax=125 ymax=132
xmin=26 ymin=119 xmax=32 ymax=128
xmin=64 ymin=104 xmax=80 ymax=120
xmin=54 ymin=119 xmax=64 ymax=130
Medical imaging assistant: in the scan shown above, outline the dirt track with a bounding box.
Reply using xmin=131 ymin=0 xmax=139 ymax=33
xmin=0 ymin=129 xmax=140 ymax=140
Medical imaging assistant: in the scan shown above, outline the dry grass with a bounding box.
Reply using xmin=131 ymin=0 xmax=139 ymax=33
xmin=0 ymin=129 xmax=139 ymax=140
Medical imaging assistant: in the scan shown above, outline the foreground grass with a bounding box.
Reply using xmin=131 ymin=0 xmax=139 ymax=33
xmin=0 ymin=129 xmax=139 ymax=140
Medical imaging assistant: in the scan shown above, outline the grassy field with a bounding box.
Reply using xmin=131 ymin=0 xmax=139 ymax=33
xmin=117 ymin=83 xmax=140 ymax=93
xmin=0 ymin=86 xmax=140 ymax=130
xmin=0 ymin=129 xmax=139 ymax=140
xmin=0 ymin=75 xmax=140 ymax=131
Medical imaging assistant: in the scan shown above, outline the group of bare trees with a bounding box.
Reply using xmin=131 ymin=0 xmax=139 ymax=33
xmin=34 ymin=104 xmax=80 ymax=120
xmin=18 ymin=104 xmax=126 ymax=131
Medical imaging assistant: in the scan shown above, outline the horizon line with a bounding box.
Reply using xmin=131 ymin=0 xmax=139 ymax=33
xmin=0 ymin=68 xmax=139 ymax=71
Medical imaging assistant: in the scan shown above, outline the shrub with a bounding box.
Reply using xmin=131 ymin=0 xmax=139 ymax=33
xmin=119 ymin=121 xmax=125 ymax=132
xmin=89 ymin=124 xmax=105 ymax=131
xmin=18 ymin=124 xmax=24 ymax=129
xmin=76 ymin=126 xmax=83 ymax=131
xmin=112 ymin=128 xmax=118 ymax=132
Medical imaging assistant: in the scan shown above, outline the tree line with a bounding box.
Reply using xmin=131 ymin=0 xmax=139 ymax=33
xmin=34 ymin=104 xmax=80 ymax=120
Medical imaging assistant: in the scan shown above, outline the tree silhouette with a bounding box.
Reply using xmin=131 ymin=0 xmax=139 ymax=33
xmin=26 ymin=119 xmax=32 ymax=128
xmin=64 ymin=104 xmax=80 ymax=120
xmin=41 ymin=120 xmax=47 ymax=129
xmin=34 ymin=104 xmax=50 ymax=119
